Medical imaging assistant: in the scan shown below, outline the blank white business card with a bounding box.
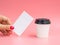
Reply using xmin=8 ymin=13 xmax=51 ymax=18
xmin=13 ymin=11 xmax=33 ymax=36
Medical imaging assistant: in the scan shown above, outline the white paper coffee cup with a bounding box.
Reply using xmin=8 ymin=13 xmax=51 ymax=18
xmin=35 ymin=18 xmax=51 ymax=38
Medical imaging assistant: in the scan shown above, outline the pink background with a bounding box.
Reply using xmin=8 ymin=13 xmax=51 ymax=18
xmin=0 ymin=0 xmax=60 ymax=45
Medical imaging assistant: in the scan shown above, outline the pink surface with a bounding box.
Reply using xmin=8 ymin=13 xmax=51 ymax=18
xmin=0 ymin=0 xmax=60 ymax=45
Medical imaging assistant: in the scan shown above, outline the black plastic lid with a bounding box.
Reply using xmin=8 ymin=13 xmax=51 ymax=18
xmin=35 ymin=18 xmax=51 ymax=24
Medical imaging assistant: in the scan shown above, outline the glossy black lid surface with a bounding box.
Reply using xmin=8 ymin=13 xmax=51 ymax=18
xmin=35 ymin=18 xmax=51 ymax=24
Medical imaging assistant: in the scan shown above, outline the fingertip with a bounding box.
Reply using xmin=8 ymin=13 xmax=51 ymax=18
xmin=10 ymin=26 xmax=14 ymax=30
